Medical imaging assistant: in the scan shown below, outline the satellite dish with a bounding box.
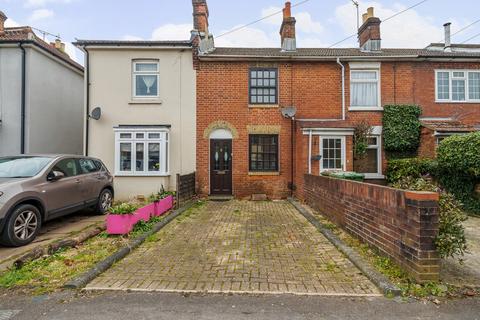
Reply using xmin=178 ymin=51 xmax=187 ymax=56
xmin=90 ymin=107 xmax=102 ymax=120
xmin=281 ymin=107 xmax=297 ymax=119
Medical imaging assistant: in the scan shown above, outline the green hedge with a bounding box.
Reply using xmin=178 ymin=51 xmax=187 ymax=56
xmin=382 ymin=105 xmax=422 ymax=153
xmin=386 ymin=158 xmax=437 ymax=184
xmin=437 ymin=132 xmax=480 ymax=213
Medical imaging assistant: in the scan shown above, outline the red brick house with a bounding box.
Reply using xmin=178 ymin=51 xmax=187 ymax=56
xmin=192 ymin=0 xmax=480 ymax=199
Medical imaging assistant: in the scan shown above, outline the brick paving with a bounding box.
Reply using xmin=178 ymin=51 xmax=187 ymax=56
xmin=86 ymin=201 xmax=380 ymax=296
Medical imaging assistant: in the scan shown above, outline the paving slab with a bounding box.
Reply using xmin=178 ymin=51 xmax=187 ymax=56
xmin=0 ymin=211 xmax=104 ymax=271
xmin=87 ymin=200 xmax=380 ymax=296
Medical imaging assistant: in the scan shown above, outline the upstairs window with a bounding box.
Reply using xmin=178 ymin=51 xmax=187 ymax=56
xmin=133 ymin=60 xmax=159 ymax=98
xmin=249 ymin=68 xmax=278 ymax=105
xmin=350 ymin=70 xmax=380 ymax=109
xmin=436 ymin=70 xmax=480 ymax=102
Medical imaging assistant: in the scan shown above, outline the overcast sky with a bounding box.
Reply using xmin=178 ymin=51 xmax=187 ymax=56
xmin=1 ymin=0 xmax=479 ymax=63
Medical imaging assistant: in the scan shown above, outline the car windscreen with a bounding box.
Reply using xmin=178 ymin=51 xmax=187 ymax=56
xmin=0 ymin=157 xmax=52 ymax=178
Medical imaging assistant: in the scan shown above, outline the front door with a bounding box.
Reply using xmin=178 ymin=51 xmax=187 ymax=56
xmin=210 ymin=139 xmax=232 ymax=195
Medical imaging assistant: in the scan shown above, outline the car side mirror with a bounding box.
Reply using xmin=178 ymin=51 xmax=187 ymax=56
xmin=47 ymin=170 xmax=65 ymax=182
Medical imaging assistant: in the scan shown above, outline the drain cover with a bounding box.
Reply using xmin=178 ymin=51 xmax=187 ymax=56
xmin=0 ymin=310 xmax=20 ymax=320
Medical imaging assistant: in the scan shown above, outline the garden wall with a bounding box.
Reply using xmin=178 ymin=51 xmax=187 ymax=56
xmin=303 ymin=174 xmax=440 ymax=282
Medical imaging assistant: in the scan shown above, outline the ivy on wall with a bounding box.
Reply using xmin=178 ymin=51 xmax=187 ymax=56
xmin=382 ymin=105 xmax=422 ymax=155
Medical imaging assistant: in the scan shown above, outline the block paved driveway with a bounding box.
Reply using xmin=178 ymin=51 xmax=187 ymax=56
xmin=87 ymin=201 xmax=380 ymax=296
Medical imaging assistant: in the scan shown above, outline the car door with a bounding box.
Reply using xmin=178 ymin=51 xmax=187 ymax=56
xmin=42 ymin=158 xmax=84 ymax=218
xmin=77 ymin=158 xmax=103 ymax=205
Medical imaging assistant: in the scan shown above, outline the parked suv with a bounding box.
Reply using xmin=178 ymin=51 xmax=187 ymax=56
xmin=0 ymin=155 xmax=114 ymax=247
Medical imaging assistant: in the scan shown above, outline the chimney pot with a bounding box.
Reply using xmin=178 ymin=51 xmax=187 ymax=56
xmin=362 ymin=13 xmax=368 ymax=23
xmin=0 ymin=11 xmax=7 ymax=33
xmin=367 ymin=7 xmax=374 ymax=18
xmin=283 ymin=1 xmax=291 ymax=18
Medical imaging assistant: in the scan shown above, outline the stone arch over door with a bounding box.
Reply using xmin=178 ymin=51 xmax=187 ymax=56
xmin=203 ymin=121 xmax=238 ymax=140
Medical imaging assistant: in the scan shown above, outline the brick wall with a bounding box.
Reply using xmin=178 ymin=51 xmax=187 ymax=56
xmin=303 ymin=174 xmax=440 ymax=282
xmin=418 ymin=127 xmax=437 ymax=159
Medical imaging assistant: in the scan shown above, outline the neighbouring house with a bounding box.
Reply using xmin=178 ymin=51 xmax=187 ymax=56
xmin=0 ymin=11 xmax=84 ymax=156
xmin=74 ymin=40 xmax=196 ymax=200
xmin=192 ymin=0 xmax=480 ymax=199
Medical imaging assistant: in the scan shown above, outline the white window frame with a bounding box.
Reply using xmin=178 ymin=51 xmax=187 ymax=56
xmin=132 ymin=60 xmax=160 ymax=99
xmin=114 ymin=127 xmax=169 ymax=177
xmin=435 ymin=70 xmax=480 ymax=103
xmin=319 ymin=136 xmax=346 ymax=173
xmin=349 ymin=68 xmax=382 ymax=111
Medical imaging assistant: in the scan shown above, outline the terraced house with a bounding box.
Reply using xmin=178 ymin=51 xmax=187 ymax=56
xmin=192 ymin=0 xmax=480 ymax=199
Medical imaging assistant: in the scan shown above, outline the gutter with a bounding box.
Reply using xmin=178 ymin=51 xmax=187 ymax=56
xmin=336 ymin=58 xmax=346 ymax=121
xmin=19 ymin=42 xmax=26 ymax=154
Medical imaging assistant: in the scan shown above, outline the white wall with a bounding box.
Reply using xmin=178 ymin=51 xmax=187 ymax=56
xmin=0 ymin=47 xmax=22 ymax=156
xmin=88 ymin=48 xmax=196 ymax=200
xmin=26 ymin=47 xmax=84 ymax=155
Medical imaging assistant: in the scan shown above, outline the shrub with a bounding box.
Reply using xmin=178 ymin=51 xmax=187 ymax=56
xmin=386 ymin=158 xmax=438 ymax=184
xmin=321 ymin=171 xmax=365 ymax=182
xmin=392 ymin=177 xmax=467 ymax=259
xmin=382 ymin=105 xmax=422 ymax=153
xmin=108 ymin=203 xmax=139 ymax=215
xmin=437 ymin=132 xmax=480 ymax=177
xmin=437 ymin=132 xmax=480 ymax=214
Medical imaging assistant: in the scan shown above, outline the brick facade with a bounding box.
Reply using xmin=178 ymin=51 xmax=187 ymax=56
xmin=303 ymin=174 xmax=440 ymax=282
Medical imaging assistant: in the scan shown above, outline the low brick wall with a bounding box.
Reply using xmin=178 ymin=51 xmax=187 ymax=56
xmin=303 ymin=174 xmax=440 ymax=282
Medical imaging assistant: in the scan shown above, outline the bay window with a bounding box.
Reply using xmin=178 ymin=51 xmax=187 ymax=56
xmin=436 ymin=70 xmax=480 ymax=102
xmin=114 ymin=128 xmax=169 ymax=176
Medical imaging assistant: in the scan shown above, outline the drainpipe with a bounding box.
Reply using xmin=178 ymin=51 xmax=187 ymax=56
xmin=308 ymin=129 xmax=312 ymax=174
xmin=336 ymin=58 xmax=346 ymax=121
xmin=290 ymin=117 xmax=295 ymax=197
xmin=84 ymin=46 xmax=90 ymax=156
xmin=19 ymin=43 xmax=26 ymax=154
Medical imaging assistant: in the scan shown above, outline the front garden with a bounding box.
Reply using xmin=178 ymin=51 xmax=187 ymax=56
xmin=0 ymin=190 xmax=179 ymax=295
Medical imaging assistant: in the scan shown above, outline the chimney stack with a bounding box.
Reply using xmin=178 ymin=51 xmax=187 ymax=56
xmin=191 ymin=0 xmax=214 ymax=54
xmin=280 ymin=1 xmax=296 ymax=52
xmin=358 ymin=7 xmax=381 ymax=51
xmin=0 ymin=11 xmax=7 ymax=34
xmin=444 ymin=22 xmax=451 ymax=52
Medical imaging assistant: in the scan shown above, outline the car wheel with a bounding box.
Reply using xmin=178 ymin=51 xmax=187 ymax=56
xmin=95 ymin=189 xmax=113 ymax=215
xmin=0 ymin=204 xmax=42 ymax=247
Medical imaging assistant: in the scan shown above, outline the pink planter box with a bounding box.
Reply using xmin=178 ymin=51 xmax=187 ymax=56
xmin=106 ymin=195 xmax=174 ymax=235
xmin=106 ymin=214 xmax=134 ymax=235
xmin=153 ymin=195 xmax=174 ymax=217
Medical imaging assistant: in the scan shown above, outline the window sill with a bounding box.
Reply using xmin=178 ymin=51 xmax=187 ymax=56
xmin=363 ymin=174 xmax=385 ymax=179
xmin=114 ymin=173 xmax=170 ymax=177
xmin=129 ymin=99 xmax=163 ymax=105
xmin=435 ymin=100 xmax=480 ymax=104
xmin=248 ymin=104 xmax=279 ymax=109
xmin=248 ymin=171 xmax=280 ymax=176
xmin=349 ymin=107 xmax=383 ymax=111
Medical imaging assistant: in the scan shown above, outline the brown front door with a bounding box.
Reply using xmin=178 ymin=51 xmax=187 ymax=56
xmin=210 ymin=139 xmax=232 ymax=195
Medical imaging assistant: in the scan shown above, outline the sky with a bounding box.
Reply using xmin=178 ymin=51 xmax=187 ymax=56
xmin=1 ymin=0 xmax=479 ymax=64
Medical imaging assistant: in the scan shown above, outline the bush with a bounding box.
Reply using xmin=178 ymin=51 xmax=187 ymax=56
xmin=321 ymin=171 xmax=365 ymax=182
xmin=383 ymin=105 xmax=422 ymax=153
xmin=437 ymin=132 xmax=480 ymax=214
xmin=386 ymin=158 xmax=438 ymax=184
xmin=392 ymin=177 xmax=467 ymax=259
xmin=437 ymin=132 xmax=480 ymax=177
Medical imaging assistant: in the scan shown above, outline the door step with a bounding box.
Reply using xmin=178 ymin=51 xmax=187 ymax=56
xmin=209 ymin=195 xmax=234 ymax=202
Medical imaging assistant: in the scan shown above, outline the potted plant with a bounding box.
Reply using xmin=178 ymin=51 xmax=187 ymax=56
xmin=106 ymin=203 xmax=140 ymax=235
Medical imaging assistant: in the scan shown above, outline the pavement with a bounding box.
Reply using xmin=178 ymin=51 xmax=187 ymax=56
xmin=86 ymin=200 xmax=379 ymax=296
xmin=0 ymin=291 xmax=479 ymax=320
xmin=441 ymin=216 xmax=480 ymax=288
xmin=0 ymin=211 xmax=104 ymax=271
